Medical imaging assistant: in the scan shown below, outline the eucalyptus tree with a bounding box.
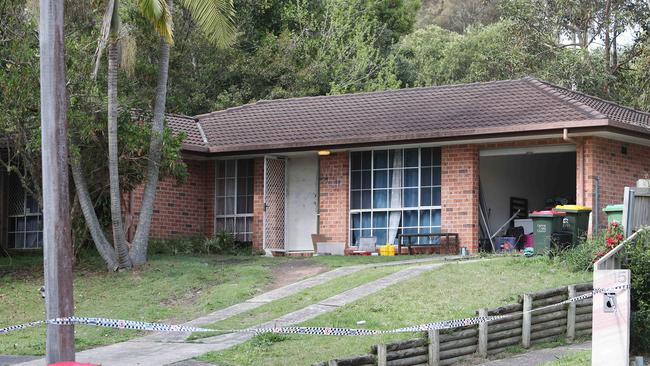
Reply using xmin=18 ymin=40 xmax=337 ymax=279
xmin=72 ymin=0 xmax=234 ymax=269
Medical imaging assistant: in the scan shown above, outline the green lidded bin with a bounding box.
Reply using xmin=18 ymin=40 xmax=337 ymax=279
xmin=554 ymin=205 xmax=592 ymax=246
xmin=603 ymin=204 xmax=624 ymax=225
xmin=529 ymin=210 xmax=566 ymax=253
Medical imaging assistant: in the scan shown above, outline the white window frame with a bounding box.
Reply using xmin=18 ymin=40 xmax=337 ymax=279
xmin=348 ymin=147 xmax=442 ymax=246
xmin=214 ymin=159 xmax=254 ymax=241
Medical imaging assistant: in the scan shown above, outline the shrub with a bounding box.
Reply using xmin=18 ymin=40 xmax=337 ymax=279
xmin=148 ymin=236 xmax=206 ymax=255
xmin=628 ymin=229 xmax=650 ymax=353
xmin=203 ymin=230 xmax=253 ymax=255
xmin=149 ymin=231 xmax=254 ymax=256
xmin=553 ymin=231 xmax=607 ymax=272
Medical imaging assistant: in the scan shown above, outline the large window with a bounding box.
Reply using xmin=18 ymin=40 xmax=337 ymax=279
xmin=214 ymin=159 xmax=254 ymax=242
xmin=349 ymin=148 xmax=441 ymax=245
xmin=6 ymin=175 xmax=43 ymax=249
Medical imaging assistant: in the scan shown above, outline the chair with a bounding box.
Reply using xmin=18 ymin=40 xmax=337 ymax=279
xmin=358 ymin=236 xmax=377 ymax=253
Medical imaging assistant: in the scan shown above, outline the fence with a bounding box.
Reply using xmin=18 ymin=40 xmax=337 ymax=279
xmin=622 ymin=185 xmax=650 ymax=238
xmin=313 ymin=283 xmax=592 ymax=366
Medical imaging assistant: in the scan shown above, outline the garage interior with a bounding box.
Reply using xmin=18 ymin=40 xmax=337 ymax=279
xmin=479 ymin=145 xmax=577 ymax=248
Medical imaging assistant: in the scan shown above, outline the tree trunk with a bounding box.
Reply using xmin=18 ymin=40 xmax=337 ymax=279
xmin=131 ymin=2 xmax=173 ymax=265
xmin=38 ymin=0 xmax=75 ymax=361
xmin=107 ymin=3 xmax=132 ymax=268
xmin=70 ymin=157 xmax=120 ymax=271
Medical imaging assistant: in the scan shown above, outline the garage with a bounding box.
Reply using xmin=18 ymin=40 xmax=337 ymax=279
xmin=479 ymin=145 xmax=577 ymax=249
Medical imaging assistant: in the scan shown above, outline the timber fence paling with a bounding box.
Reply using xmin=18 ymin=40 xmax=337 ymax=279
xmin=319 ymin=282 xmax=595 ymax=366
xmin=439 ymin=336 xmax=477 ymax=352
xmin=387 ymin=346 xmax=428 ymax=361
xmin=532 ymin=294 xmax=568 ymax=308
xmin=487 ymin=334 xmax=521 ymax=349
xmin=386 ymin=354 xmax=429 ymax=366
xmin=438 ymin=328 xmax=477 ymax=343
xmin=487 ymin=318 xmax=522 ymax=333
xmin=575 ymin=321 xmax=592 ymax=331
xmin=439 ymin=345 xmax=477 ymax=360
xmin=531 ymin=310 xmax=568 ymax=325
xmin=487 ymin=327 xmax=521 ymax=342
xmin=372 ymin=338 xmax=428 ymax=353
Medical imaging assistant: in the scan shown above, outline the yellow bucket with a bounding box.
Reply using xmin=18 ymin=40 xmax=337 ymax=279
xmin=380 ymin=244 xmax=396 ymax=256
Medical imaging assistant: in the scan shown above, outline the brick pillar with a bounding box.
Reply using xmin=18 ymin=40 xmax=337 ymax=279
xmin=319 ymin=152 xmax=349 ymax=244
xmin=252 ymin=157 xmax=264 ymax=251
xmin=441 ymin=145 xmax=479 ymax=252
xmin=203 ymin=161 xmax=215 ymax=237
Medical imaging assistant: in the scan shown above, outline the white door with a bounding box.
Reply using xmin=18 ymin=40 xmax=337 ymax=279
xmin=286 ymin=155 xmax=319 ymax=251
xmin=263 ymin=156 xmax=287 ymax=252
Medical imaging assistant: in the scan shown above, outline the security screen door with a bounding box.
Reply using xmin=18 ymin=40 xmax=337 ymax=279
xmin=263 ymin=156 xmax=287 ymax=251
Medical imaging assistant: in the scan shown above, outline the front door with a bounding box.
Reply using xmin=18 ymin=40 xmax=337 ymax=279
xmin=286 ymin=155 xmax=319 ymax=251
xmin=263 ymin=156 xmax=286 ymax=252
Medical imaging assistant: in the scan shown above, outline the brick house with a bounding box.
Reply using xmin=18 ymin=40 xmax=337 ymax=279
xmin=2 ymin=77 xmax=650 ymax=254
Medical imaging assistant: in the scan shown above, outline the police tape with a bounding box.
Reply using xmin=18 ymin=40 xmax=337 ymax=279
xmin=0 ymin=285 xmax=629 ymax=337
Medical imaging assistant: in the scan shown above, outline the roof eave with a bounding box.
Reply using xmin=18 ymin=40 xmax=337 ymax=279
xmin=199 ymin=118 xmax=612 ymax=155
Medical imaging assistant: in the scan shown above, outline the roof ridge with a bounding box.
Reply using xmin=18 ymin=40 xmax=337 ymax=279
xmin=536 ymin=79 xmax=650 ymax=120
xmin=523 ymin=77 xmax=608 ymax=120
xmin=166 ymin=112 xmax=199 ymax=121
xmin=193 ymin=78 xmax=526 ymax=120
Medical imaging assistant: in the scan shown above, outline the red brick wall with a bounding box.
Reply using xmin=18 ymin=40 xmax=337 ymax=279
xmin=319 ymin=152 xmax=349 ymax=244
xmin=441 ymin=145 xmax=480 ymax=252
xmin=129 ymin=159 xmax=214 ymax=239
xmin=584 ymin=137 xmax=650 ymax=228
xmin=252 ymin=157 xmax=264 ymax=251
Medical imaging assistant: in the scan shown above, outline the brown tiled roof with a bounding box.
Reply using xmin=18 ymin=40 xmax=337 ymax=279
xmin=165 ymin=113 xmax=206 ymax=149
xmin=172 ymin=77 xmax=650 ymax=154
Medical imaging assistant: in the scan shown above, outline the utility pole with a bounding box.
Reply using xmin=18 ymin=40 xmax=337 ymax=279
xmin=39 ymin=0 xmax=76 ymax=363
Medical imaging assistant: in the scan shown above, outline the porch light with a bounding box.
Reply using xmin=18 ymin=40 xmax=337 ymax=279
xmin=318 ymin=150 xmax=331 ymax=156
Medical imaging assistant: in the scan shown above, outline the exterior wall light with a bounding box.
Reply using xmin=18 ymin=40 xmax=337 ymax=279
xmin=318 ymin=150 xmax=331 ymax=156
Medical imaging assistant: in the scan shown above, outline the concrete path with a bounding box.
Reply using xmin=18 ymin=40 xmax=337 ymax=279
xmin=14 ymin=256 xmax=468 ymax=366
xmin=0 ymin=356 xmax=39 ymax=366
xmin=477 ymin=342 xmax=591 ymax=366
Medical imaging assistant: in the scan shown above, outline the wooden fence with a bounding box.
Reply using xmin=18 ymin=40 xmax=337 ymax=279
xmin=313 ymin=283 xmax=592 ymax=366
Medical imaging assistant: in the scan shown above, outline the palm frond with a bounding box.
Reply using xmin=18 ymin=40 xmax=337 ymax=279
xmin=179 ymin=0 xmax=235 ymax=47
xmin=139 ymin=0 xmax=174 ymax=45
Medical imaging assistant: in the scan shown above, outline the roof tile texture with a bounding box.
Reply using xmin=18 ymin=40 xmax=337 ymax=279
xmin=169 ymin=77 xmax=650 ymax=153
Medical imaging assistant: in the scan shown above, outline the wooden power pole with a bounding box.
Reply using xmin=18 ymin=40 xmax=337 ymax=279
xmin=39 ymin=0 xmax=76 ymax=362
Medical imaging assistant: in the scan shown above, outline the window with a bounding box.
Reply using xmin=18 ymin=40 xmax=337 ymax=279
xmin=349 ymin=148 xmax=441 ymax=245
xmin=6 ymin=175 xmax=43 ymax=249
xmin=214 ymin=159 xmax=254 ymax=242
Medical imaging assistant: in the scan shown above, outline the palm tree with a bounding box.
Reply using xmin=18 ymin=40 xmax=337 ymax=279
xmin=72 ymin=0 xmax=234 ymax=269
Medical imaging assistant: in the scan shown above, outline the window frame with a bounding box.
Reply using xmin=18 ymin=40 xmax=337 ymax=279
xmin=214 ymin=159 xmax=254 ymax=242
xmin=348 ymin=147 xmax=442 ymax=246
xmin=7 ymin=190 xmax=43 ymax=250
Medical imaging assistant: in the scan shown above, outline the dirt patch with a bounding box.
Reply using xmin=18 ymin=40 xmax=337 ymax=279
xmin=265 ymin=260 xmax=329 ymax=291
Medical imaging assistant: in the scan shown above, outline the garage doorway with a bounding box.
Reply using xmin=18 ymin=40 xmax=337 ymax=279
xmin=479 ymin=145 xmax=576 ymax=240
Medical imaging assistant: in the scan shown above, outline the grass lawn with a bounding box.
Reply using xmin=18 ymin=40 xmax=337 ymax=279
xmin=0 ymin=253 xmax=440 ymax=356
xmin=189 ymin=264 xmax=411 ymax=339
xmin=197 ymin=256 xmax=592 ymax=366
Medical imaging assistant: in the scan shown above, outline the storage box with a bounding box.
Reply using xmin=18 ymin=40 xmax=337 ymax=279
xmin=514 ymin=219 xmax=534 ymax=234
xmin=316 ymin=242 xmax=345 ymax=255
